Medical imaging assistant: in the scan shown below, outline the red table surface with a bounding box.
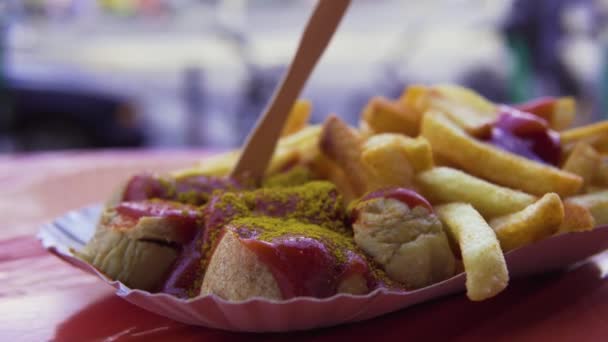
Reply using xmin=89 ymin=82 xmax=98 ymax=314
xmin=1 ymin=150 xmax=608 ymax=341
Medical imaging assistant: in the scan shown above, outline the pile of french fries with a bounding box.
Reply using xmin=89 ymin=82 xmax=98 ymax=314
xmin=177 ymin=85 xmax=608 ymax=301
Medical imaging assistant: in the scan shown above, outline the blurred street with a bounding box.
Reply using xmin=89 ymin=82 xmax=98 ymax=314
xmin=2 ymin=0 xmax=606 ymax=150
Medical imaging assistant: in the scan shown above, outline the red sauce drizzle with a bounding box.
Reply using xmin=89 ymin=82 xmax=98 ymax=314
xmin=122 ymin=173 xmax=245 ymax=205
xmin=161 ymin=198 xmax=245 ymax=298
xmin=515 ymin=96 xmax=557 ymax=121
xmin=485 ymin=106 xmax=561 ymax=166
xmin=116 ymin=200 xmax=201 ymax=243
xmin=241 ymin=237 xmax=368 ymax=299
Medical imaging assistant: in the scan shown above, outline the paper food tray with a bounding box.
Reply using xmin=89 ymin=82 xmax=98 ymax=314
xmin=38 ymin=204 xmax=608 ymax=332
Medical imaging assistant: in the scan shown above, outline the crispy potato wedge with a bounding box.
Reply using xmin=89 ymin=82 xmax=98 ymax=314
xmin=561 ymin=121 xmax=608 ymax=153
xmin=172 ymin=125 xmax=321 ymax=178
xmin=320 ymin=115 xmax=369 ymax=196
xmin=566 ymin=190 xmax=608 ymax=225
xmin=281 ymin=99 xmax=312 ymax=136
xmin=361 ymin=134 xmax=415 ymax=189
xmin=421 ymin=110 xmax=583 ymax=197
xmin=557 ymin=201 xmax=595 ymax=234
xmin=561 ymin=141 xmax=601 ymax=190
xmin=436 ymin=203 xmax=509 ymax=301
xmin=416 ymin=167 xmax=536 ymax=218
xmin=489 ymin=193 xmax=564 ymax=251
xmin=361 ymin=96 xmax=420 ymax=137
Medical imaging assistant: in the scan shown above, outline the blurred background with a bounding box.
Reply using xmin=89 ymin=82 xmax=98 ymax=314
xmin=1 ymin=0 xmax=608 ymax=152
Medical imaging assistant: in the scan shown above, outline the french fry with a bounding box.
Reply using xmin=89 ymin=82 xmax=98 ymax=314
xmin=416 ymin=167 xmax=536 ymax=218
xmin=436 ymin=203 xmax=509 ymax=301
xmin=551 ymin=97 xmax=577 ymax=131
xmin=309 ymin=154 xmax=358 ymax=204
xmin=566 ymin=190 xmax=608 ymax=225
xmin=421 ymin=110 xmax=583 ymax=197
xmin=361 ymin=96 xmax=420 ymax=137
xmin=363 ymin=133 xmax=433 ymax=172
xmin=516 ymin=96 xmax=576 ymax=131
xmin=398 ymin=84 xmax=429 ymax=113
xmin=358 ymin=119 xmax=375 ymax=140
xmin=489 ymin=193 xmax=564 ymax=251
xmin=172 ymin=125 xmax=321 ymax=178
xmin=561 ymin=141 xmax=601 ymax=190
xmin=400 ymin=85 xmax=496 ymax=137
xmin=557 ymin=201 xmax=595 ymax=234
xmin=561 ymin=121 xmax=608 ymax=153
xmin=593 ymin=157 xmax=608 ymax=187
xmin=398 ymin=136 xmax=435 ymax=172
xmin=320 ymin=115 xmax=369 ymax=196
xmin=361 ymin=134 xmax=415 ymax=189
xmin=281 ymin=99 xmax=312 ymax=136
xmin=433 ymin=84 xmax=497 ymax=115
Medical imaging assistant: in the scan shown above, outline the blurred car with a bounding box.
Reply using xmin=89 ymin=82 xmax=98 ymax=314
xmin=0 ymin=77 xmax=145 ymax=151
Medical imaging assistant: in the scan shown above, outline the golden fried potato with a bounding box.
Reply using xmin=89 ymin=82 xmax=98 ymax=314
xmin=517 ymin=97 xmax=576 ymax=131
xmin=398 ymin=84 xmax=429 ymax=113
xmin=361 ymin=96 xmax=420 ymax=137
xmin=433 ymin=84 xmax=497 ymax=116
xmin=358 ymin=119 xmax=375 ymax=140
xmin=401 ymin=85 xmax=496 ymax=137
xmin=309 ymin=154 xmax=358 ymax=204
xmin=398 ymin=136 xmax=435 ymax=172
xmin=593 ymin=157 xmax=608 ymax=187
xmin=561 ymin=141 xmax=601 ymax=190
xmin=361 ymin=134 xmax=415 ymax=189
xmin=421 ymin=110 xmax=583 ymax=197
xmin=551 ymin=97 xmax=576 ymax=131
xmin=489 ymin=193 xmax=564 ymax=251
xmin=416 ymin=167 xmax=536 ymax=218
xmin=172 ymin=125 xmax=321 ymax=178
xmin=436 ymin=203 xmax=509 ymax=301
xmin=566 ymin=190 xmax=608 ymax=225
xmin=561 ymin=121 xmax=608 ymax=153
xmin=281 ymin=99 xmax=312 ymax=136
xmin=557 ymin=201 xmax=595 ymax=234
xmin=363 ymin=134 xmax=434 ymax=173
xmin=320 ymin=115 xmax=369 ymax=196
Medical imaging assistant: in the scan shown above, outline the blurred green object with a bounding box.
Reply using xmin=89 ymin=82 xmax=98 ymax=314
xmin=601 ymin=49 xmax=608 ymax=120
xmin=506 ymin=34 xmax=534 ymax=104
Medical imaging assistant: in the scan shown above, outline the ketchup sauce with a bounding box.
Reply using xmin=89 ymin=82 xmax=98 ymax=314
xmin=484 ymin=106 xmax=561 ymax=166
xmin=242 ymin=237 xmax=370 ymax=299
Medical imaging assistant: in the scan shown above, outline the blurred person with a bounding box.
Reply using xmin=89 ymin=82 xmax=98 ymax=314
xmin=503 ymin=0 xmax=603 ymax=122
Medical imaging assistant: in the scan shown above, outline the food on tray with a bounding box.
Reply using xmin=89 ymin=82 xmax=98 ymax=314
xmin=435 ymin=203 xmax=508 ymax=301
xmin=77 ymin=83 xmax=608 ymax=303
xmin=162 ymin=181 xmax=362 ymax=299
xmin=514 ymin=96 xmax=575 ymax=131
xmin=489 ymin=193 xmax=564 ymax=251
xmin=421 ymin=110 xmax=582 ymax=196
xmin=416 ymin=167 xmax=536 ymax=218
xmin=76 ymin=200 xmax=202 ymax=291
xmin=350 ymin=188 xmax=455 ymax=289
xmin=566 ymin=190 xmax=608 ymax=225
xmin=114 ymin=173 xmax=247 ymax=205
